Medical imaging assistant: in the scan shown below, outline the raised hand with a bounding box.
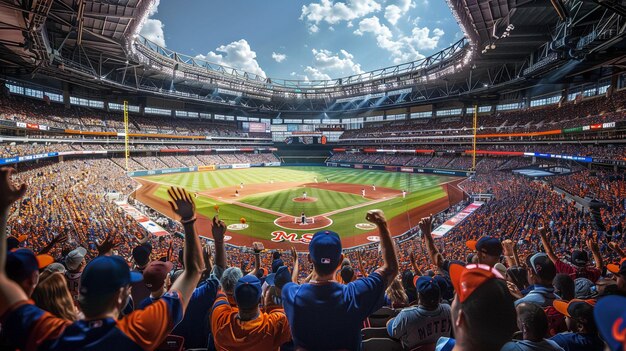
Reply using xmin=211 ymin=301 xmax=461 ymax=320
xmin=167 ymin=187 xmax=195 ymax=221
xmin=586 ymin=238 xmax=599 ymax=252
xmin=291 ymin=246 xmax=298 ymax=262
xmin=538 ymin=221 xmax=550 ymax=237
xmin=365 ymin=209 xmax=387 ymax=226
xmin=97 ymin=232 xmax=118 ymax=256
xmin=502 ymin=239 xmax=515 ymax=256
xmin=418 ymin=215 xmax=433 ymax=236
xmin=212 ymin=215 xmax=226 ymax=242
xmin=53 ymin=233 xmax=68 ymax=245
xmin=0 ymin=168 xmax=27 ymax=211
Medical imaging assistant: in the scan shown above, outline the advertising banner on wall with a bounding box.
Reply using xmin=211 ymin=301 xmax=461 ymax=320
xmin=198 ymin=165 xmax=216 ymax=171
xmin=432 ymin=202 xmax=484 ymax=237
xmin=117 ymin=203 xmax=170 ymax=237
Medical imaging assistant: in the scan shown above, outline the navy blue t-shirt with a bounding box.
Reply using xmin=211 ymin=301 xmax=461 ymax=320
xmin=550 ymin=332 xmax=604 ymax=351
xmin=282 ymin=271 xmax=387 ymax=350
xmin=139 ymin=277 xmax=219 ymax=349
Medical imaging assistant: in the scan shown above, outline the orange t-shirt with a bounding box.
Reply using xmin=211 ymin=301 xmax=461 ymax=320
xmin=211 ymin=293 xmax=291 ymax=351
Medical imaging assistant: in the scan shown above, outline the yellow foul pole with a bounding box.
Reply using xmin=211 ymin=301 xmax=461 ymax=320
xmin=472 ymin=104 xmax=477 ymax=171
xmin=123 ymin=100 xmax=129 ymax=171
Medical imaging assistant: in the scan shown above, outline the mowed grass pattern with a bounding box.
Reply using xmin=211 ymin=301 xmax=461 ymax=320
xmin=143 ymin=166 xmax=454 ymax=193
xmin=241 ymin=187 xmax=370 ymax=217
xmin=139 ymin=167 xmax=456 ymax=239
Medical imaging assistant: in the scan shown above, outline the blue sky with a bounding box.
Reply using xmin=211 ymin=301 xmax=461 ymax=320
xmin=140 ymin=0 xmax=462 ymax=80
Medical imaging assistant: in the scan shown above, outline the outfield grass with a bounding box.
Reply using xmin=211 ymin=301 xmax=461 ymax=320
xmin=140 ymin=167 xmax=456 ymax=239
xmin=142 ymin=166 xmax=451 ymax=192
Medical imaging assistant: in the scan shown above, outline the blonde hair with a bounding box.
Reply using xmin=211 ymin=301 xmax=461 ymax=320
xmin=386 ymin=278 xmax=408 ymax=308
xmin=32 ymin=272 xmax=78 ymax=321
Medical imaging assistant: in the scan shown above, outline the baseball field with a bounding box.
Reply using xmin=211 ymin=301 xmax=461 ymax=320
xmin=133 ymin=166 xmax=465 ymax=249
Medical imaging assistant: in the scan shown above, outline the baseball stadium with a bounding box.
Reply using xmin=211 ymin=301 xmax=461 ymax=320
xmin=0 ymin=0 xmax=626 ymax=351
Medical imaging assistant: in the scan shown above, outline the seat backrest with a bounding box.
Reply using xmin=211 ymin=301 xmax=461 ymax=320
xmin=409 ymin=342 xmax=437 ymax=351
xmin=370 ymin=307 xmax=397 ymax=318
xmin=156 ymin=335 xmax=185 ymax=351
xmin=361 ymin=327 xmax=390 ymax=340
xmin=362 ymin=338 xmax=403 ymax=351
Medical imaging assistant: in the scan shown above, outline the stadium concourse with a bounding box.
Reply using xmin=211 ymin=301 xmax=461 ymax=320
xmin=2 ymin=0 xmax=626 ymax=350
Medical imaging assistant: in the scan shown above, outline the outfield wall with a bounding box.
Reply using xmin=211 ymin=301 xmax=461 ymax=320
xmin=127 ymin=162 xmax=281 ymax=177
xmin=325 ymin=162 xmax=474 ymax=177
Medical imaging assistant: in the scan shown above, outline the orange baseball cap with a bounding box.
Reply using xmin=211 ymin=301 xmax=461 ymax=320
xmin=36 ymin=254 xmax=54 ymax=269
xmin=450 ymin=263 xmax=505 ymax=303
xmin=553 ymin=299 xmax=596 ymax=318
xmin=608 ymin=257 xmax=626 ymax=276
xmin=466 ymin=240 xmax=478 ymax=251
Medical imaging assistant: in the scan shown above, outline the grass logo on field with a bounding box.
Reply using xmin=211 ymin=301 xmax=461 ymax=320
xmin=355 ymin=223 xmax=377 ymax=230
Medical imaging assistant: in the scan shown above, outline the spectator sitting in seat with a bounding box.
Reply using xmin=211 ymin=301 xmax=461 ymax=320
xmin=387 ymin=275 xmax=452 ymax=349
xmin=502 ymin=302 xmax=565 ymax=351
xmin=550 ymin=299 xmax=604 ymax=351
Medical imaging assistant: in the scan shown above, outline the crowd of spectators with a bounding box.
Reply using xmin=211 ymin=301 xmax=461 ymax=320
xmin=1 ymin=158 xmax=626 ymax=350
xmin=339 ymin=89 xmax=626 ymax=140
xmin=0 ymin=94 xmax=270 ymax=138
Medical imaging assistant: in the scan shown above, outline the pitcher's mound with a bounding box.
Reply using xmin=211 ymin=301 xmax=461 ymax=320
xmin=292 ymin=197 xmax=317 ymax=203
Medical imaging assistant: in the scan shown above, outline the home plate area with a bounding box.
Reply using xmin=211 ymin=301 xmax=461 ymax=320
xmin=274 ymin=215 xmax=333 ymax=230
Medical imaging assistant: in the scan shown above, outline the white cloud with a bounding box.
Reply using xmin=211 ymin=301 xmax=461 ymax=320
xmin=301 ymin=48 xmax=363 ymax=80
xmin=384 ymin=0 xmax=414 ymax=25
xmin=308 ymin=24 xmax=319 ymax=33
xmin=304 ymin=66 xmax=332 ymax=80
xmin=140 ymin=19 xmax=166 ymax=47
xmin=300 ymin=0 xmax=382 ymax=26
xmin=272 ymin=52 xmax=287 ymax=63
xmin=139 ymin=0 xmax=165 ymax=47
xmin=355 ymin=15 xmax=443 ymax=64
xmin=196 ymin=39 xmax=266 ymax=77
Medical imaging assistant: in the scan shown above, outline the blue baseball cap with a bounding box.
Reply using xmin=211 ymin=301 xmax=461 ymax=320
xmin=467 ymin=236 xmax=503 ymax=257
xmin=80 ymin=256 xmax=142 ymax=296
xmin=309 ymin=231 xmax=342 ymax=268
xmin=415 ymin=276 xmax=441 ymax=303
xmin=234 ymin=275 xmax=262 ymax=309
xmin=271 ymin=258 xmax=284 ymax=273
xmin=266 ymin=266 xmax=291 ymax=289
xmin=6 ymin=249 xmax=53 ymax=282
xmin=433 ymin=275 xmax=454 ymax=301
xmin=595 ymin=296 xmax=626 ymax=351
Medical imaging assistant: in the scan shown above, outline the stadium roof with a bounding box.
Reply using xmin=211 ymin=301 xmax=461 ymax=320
xmin=0 ymin=0 xmax=624 ymax=114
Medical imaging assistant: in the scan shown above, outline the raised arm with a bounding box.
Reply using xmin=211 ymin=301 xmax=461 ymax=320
xmin=212 ymin=215 xmax=227 ymax=269
xmin=97 ymin=232 xmax=118 ymax=257
xmin=248 ymin=247 xmax=261 ymax=277
xmin=365 ymin=210 xmax=398 ymax=286
xmin=38 ymin=233 xmax=68 ymax=255
xmin=502 ymin=240 xmax=517 ymax=268
xmin=539 ymin=224 xmax=559 ymax=264
xmin=202 ymin=243 xmax=213 ymax=276
xmin=357 ymin=250 xmax=369 ymax=278
xmin=291 ymin=246 xmax=299 ymax=284
xmin=587 ymin=237 xmax=603 ymax=271
xmin=0 ymin=168 xmax=29 ymax=316
xmin=609 ymin=242 xmax=626 ymax=258
xmin=409 ymin=252 xmax=423 ymax=276
xmin=419 ymin=216 xmax=444 ymax=269
xmin=167 ymin=187 xmax=205 ymax=310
